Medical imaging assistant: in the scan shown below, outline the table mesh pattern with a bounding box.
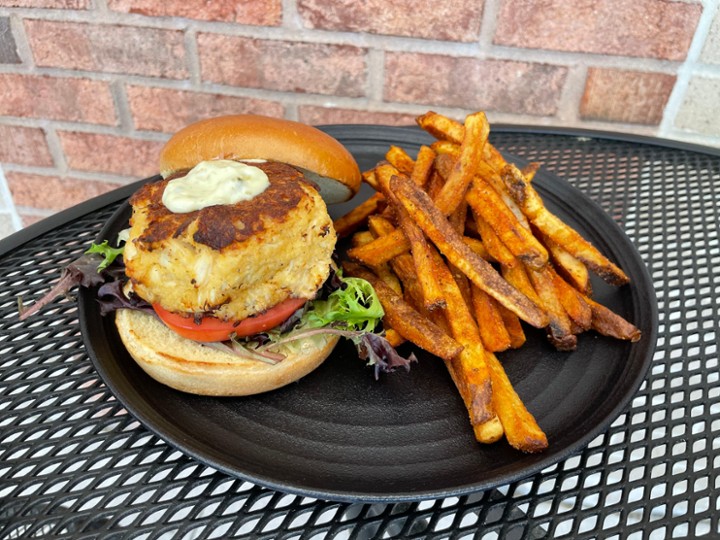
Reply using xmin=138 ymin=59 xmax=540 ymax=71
xmin=1 ymin=132 xmax=719 ymax=539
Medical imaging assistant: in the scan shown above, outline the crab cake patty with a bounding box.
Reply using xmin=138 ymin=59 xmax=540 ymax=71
xmin=123 ymin=161 xmax=336 ymax=321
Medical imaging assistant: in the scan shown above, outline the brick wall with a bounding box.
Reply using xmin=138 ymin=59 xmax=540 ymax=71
xmin=0 ymin=0 xmax=718 ymax=238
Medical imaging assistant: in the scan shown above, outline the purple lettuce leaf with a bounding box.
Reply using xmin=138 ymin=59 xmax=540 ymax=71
xmin=18 ymin=253 xmax=107 ymax=320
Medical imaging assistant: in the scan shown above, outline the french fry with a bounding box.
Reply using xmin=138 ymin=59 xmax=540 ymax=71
xmin=390 ymin=173 xmax=548 ymax=329
xmin=497 ymin=304 xmax=526 ymax=349
xmin=432 ymin=111 xmax=490 ymax=216
xmin=367 ymin=214 xmax=396 ymax=237
xmin=343 ymin=262 xmax=464 ymax=361
xmin=547 ymin=265 xmax=592 ymax=332
xmin=416 ymin=110 xmax=464 ymax=144
xmin=526 ymin=265 xmax=577 ymax=351
xmin=430 ymin=140 xmax=460 ymax=158
xmin=466 ymin=179 xmax=549 ymax=269
xmin=426 ymin=247 xmax=503 ymax=442
xmin=417 ymin=110 xmax=506 ymax=171
xmin=410 ymin=145 xmax=436 ymax=188
xmin=484 ymin=350 xmax=548 ymax=453
xmin=362 ymin=169 xmax=380 ymax=191
xmin=582 ymin=295 xmax=642 ymax=342
xmin=432 ymin=151 xmax=455 ymax=180
xmin=347 ymin=229 xmax=410 ymax=266
xmin=471 ymin=213 xmax=518 ymax=268
xmin=351 ymin=230 xmax=403 ymax=295
xmin=384 ymin=328 xmax=406 ymax=348
xmin=521 ymin=161 xmax=541 ymax=182
xmin=462 ymin=235 xmax=492 ymax=261
xmin=476 ymin=161 xmax=531 ymax=228
xmin=501 ymin=262 xmax=543 ymax=310
xmin=542 ymin=233 xmax=592 ymax=294
xmin=334 ymin=192 xmax=384 ymax=238
xmin=471 ymin=284 xmax=512 ymax=352
xmin=385 ymin=145 xmax=415 ymax=175
xmin=342 ymin=109 xmax=639 ymax=454
xmin=502 ymin=163 xmax=630 ymax=286
xmin=351 ymin=230 xmax=375 ymax=248
xmin=385 ymin=179 xmax=447 ymax=311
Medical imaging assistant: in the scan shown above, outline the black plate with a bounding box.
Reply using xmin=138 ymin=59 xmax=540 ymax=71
xmin=79 ymin=125 xmax=657 ymax=503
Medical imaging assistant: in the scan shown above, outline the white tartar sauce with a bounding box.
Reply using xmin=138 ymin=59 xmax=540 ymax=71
xmin=162 ymin=159 xmax=270 ymax=213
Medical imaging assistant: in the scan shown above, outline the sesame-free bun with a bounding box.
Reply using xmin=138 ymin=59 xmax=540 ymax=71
xmin=158 ymin=114 xmax=362 ymax=204
xmin=115 ymin=307 xmax=340 ymax=396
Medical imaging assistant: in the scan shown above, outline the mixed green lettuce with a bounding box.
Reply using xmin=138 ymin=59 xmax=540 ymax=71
xmin=19 ymin=242 xmax=415 ymax=375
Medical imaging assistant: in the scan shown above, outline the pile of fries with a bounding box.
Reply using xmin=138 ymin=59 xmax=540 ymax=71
xmin=334 ymin=110 xmax=642 ymax=453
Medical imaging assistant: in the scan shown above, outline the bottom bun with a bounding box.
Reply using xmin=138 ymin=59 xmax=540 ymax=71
xmin=115 ymin=308 xmax=339 ymax=396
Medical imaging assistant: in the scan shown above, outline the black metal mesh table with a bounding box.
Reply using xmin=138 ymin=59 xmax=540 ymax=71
xmin=1 ymin=127 xmax=718 ymax=539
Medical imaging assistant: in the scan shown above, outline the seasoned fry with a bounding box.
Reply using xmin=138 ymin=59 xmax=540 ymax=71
xmin=501 ymin=262 xmax=543 ymax=310
xmin=342 ymin=109 xmax=640 ymax=454
xmin=384 ymin=328 xmax=405 ymax=348
xmin=334 ymin=192 xmax=384 ymax=238
xmin=417 ymin=110 xmax=506 ymax=170
xmin=367 ymin=214 xmax=396 ymax=237
xmin=351 ymin=230 xmax=375 ymax=248
xmin=430 ymin=140 xmax=460 ymax=158
xmin=485 ymin=350 xmax=548 ymax=453
xmin=386 ymin=179 xmax=446 ymax=311
xmin=466 ymin=179 xmax=548 ymax=269
xmin=385 ymin=145 xmax=415 ymax=175
xmin=476 ymin=161 xmax=531 ymax=228
xmin=472 ymin=214 xmax=517 ymax=267
xmin=526 ymin=265 xmax=577 ymax=351
xmin=521 ymin=161 xmax=541 ymax=182
xmin=432 ymin=111 xmax=490 ymax=216
xmin=410 ymin=145 xmax=436 ymax=188
xmin=351 ymin=230 xmax=402 ymax=295
xmin=426 ymin=248 xmax=503 ymax=441
xmin=462 ymin=235 xmax=491 ymax=261
xmin=416 ymin=110 xmax=464 ymax=144
xmin=497 ymin=304 xmax=526 ymax=349
xmin=548 ymin=265 xmax=592 ymax=332
xmin=391 ymin=173 xmax=548 ymax=328
xmin=362 ymin=169 xmax=380 ymax=191
xmin=347 ymin=229 xmax=409 ymax=266
xmin=583 ymin=295 xmax=642 ymax=342
xmin=471 ymin=284 xmax=512 ymax=352
xmin=343 ymin=262 xmax=463 ymax=360
xmin=542 ymin=233 xmax=592 ymax=294
xmin=502 ymin=163 xmax=630 ymax=286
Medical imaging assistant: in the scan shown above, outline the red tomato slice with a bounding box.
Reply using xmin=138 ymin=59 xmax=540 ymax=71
xmin=152 ymin=297 xmax=307 ymax=343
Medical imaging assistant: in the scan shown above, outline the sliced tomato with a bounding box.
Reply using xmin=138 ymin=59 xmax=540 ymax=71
xmin=152 ymin=297 xmax=307 ymax=343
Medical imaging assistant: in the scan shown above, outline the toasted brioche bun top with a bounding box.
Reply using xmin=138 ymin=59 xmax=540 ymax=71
xmin=158 ymin=114 xmax=361 ymax=204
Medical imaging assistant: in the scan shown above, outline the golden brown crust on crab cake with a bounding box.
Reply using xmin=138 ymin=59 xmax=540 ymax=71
xmin=123 ymin=160 xmax=336 ymax=322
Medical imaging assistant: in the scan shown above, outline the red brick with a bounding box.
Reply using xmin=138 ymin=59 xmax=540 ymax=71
xmin=0 ymin=0 xmax=87 ymax=7
xmin=25 ymin=20 xmax=188 ymax=79
xmin=384 ymin=53 xmax=567 ymax=115
xmin=126 ymin=85 xmax=284 ymax=133
xmin=6 ymin=172 xmax=121 ymax=211
xmin=580 ymin=68 xmax=676 ymax=125
xmin=298 ymin=106 xmax=417 ymax=127
xmin=298 ymin=0 xmax=483 ymax=42
xmin=0 ymin=74 xmax=116 ymax=125
xmin=108 ymin=0 xmax=281 ymax=25
xmin=0 ymin=125 xmax=53 ymax=167
xmin=58 ymin=131 xmax=165 ymax=178
xmin=495 ymin=0 xmax=701 ymax=61
xmin=197 ymin=34 xmax=366 ymax=96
